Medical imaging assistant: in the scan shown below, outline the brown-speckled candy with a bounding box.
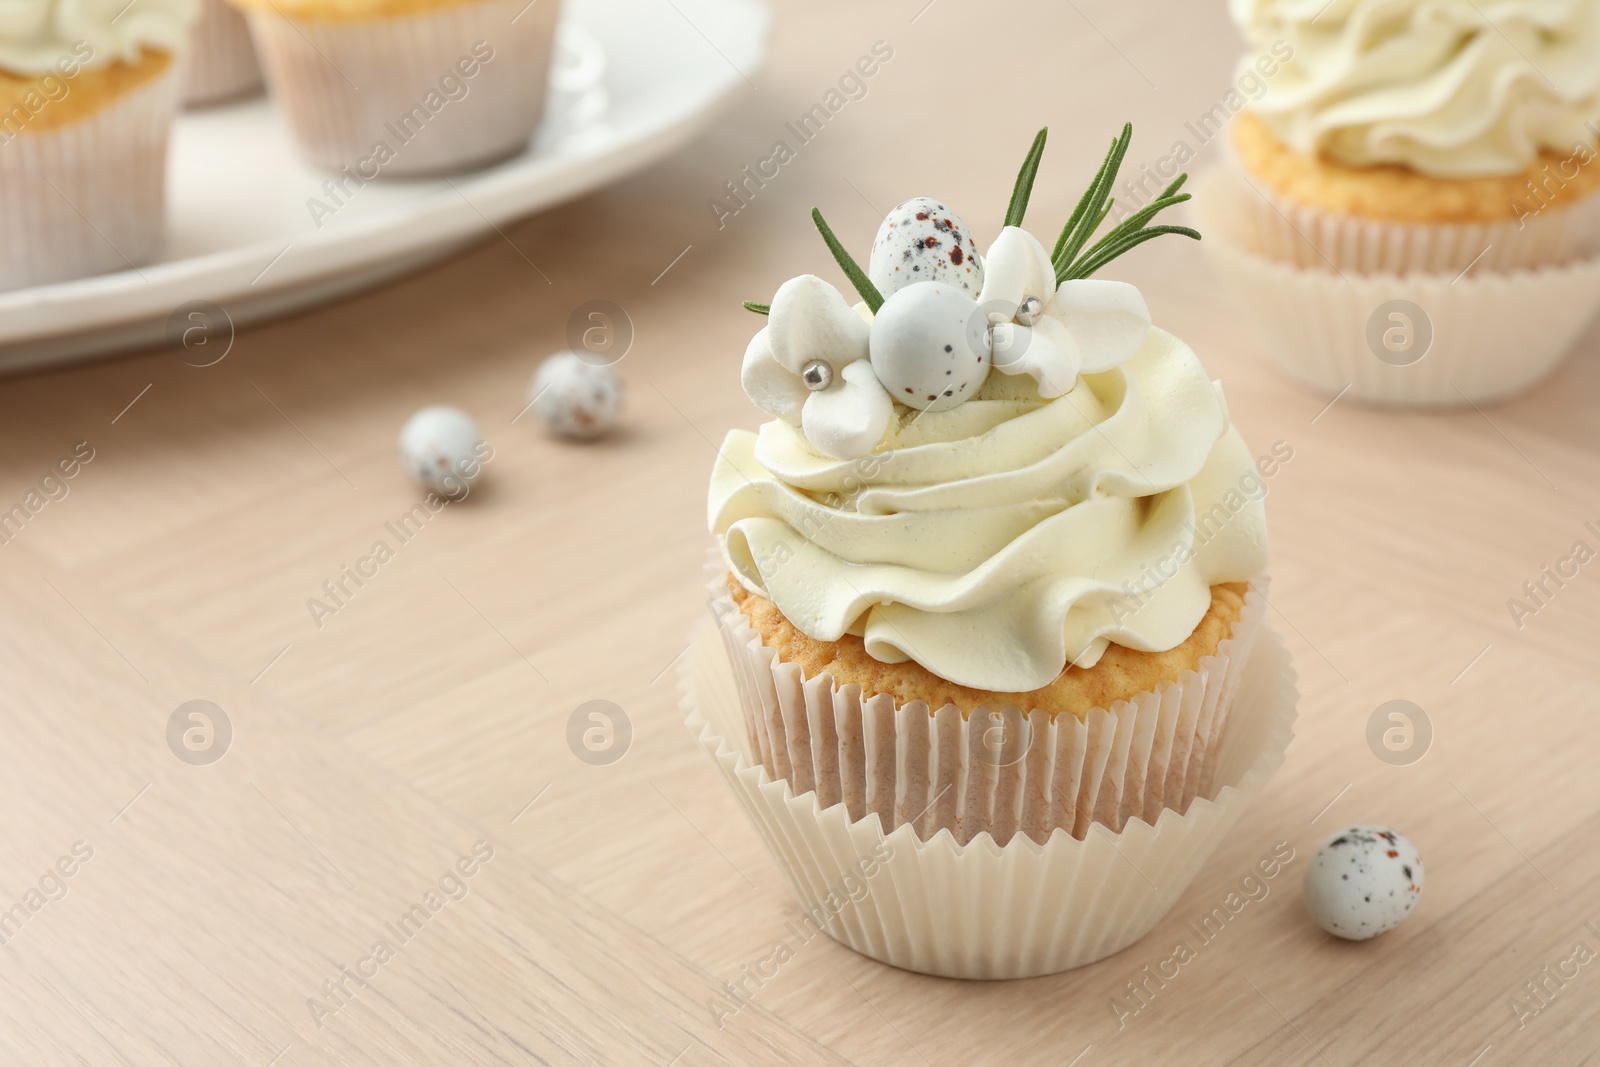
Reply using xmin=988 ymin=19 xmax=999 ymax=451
xmin=868 ymin=197 xmax=984 ymax=299
xmin=868 ymin=281 xmax=991 ymax=411
xmin=1303 ymin=825 xmax=1424 ymax=941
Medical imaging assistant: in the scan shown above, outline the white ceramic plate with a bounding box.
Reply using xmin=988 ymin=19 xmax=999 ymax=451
xmin=0 ymin=0 xmax=768 ymax=374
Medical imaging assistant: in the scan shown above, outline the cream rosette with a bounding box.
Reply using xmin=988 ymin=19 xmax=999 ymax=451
xmin=715 ymin=221 xmax=1269 ymax=692
xmin=1231 ymin=0 xmax=1600 ymax=178
xmin=0 ymin=0 xmax=198 ymax=71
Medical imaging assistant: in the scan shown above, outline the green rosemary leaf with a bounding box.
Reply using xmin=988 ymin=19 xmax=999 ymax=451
xmin=811 ymin=207 xmax=884 ymax=312
xmin=1088 ymin=200 xmax=1116 ymax=243
xmin=1004 ymin=127 xmax=1049 ymax=228
xmin=1077 ymin=192 xmax=1192 ymax=267
xmin=1051 ymin=146 xmax=1111 ymax=263
xmin=1044 ymin=122 xmax=1204 ymax=282
xmin=1051 ymin=128 xmax=1128 ymax=265
xmin=1051 ymin=123 xmax=1133 ymax=276
xmin=1065 ymin=225 xmax=1201 ymax=281
xmin=743 ymin=301 xmax=770 ymax=315
xmin=1096 ymin=221 xmax=1202 ymax=258
xmin=1054 ymin=201 xmax=1116 ymax=287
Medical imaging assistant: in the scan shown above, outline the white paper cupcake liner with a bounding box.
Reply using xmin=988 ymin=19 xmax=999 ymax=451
xmin=182 ymin=0 xmax=264 ymax=106
xmin=0 ymin=62 xmax=179 ymax=291
xmin=247 ymin=0 xmax=562 ymax=177
xmin=682 ymin=597 xmax=1299 ymax=979
xmin=1195 ymin=168 xmax=1600 ymax=408
xmin=709 ymin=570 xmax=1268 ymax=847
xmin=1221 ymin=140 xmax=1600 ymax=275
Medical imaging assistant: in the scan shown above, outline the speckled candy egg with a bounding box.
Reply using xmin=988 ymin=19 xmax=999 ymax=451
xmin=530 ymin=353 xmax=624 ymax=440
xmin=869 ymin=281 xmax=991 ymax=411
xmin=399 ymin=406 xmax=483 ymax=495
xmin=868 ymin=197 xmax=984 ymax=299
xmin=1304 ymin=825 xmax=1424 ymax=941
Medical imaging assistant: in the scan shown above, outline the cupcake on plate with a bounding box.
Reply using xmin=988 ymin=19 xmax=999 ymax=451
xmin=0 ymin=0 xmax=197 ymax=290
xmin=1202 ymin=0 xmax=1600 ymax=405
xmin=228 ymin=0 xmax=562 ymax=176
xmin=181 ymin=0 xmax=263 ymax=106
xmin=688 ymin=127 xmax=1299 ymax=978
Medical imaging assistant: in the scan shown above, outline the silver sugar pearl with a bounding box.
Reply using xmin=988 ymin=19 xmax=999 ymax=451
xmin=1015 ymin=296 xmax=1044 ymax=327
xmin=800 ymin=359 xmax=833 ymax=391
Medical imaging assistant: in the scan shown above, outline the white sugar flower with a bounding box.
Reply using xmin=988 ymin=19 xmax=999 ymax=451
xmin=741 ymin=274 xmax=892 ymax=460
xmin=978 ymin=226 xmax=1153 ymax=395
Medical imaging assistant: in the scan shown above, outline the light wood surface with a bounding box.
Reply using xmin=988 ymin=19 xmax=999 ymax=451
xmin=4 ymin=1 xmax=1600 ymax=1063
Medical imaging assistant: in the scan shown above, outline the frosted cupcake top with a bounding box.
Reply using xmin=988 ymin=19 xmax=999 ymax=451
xmin=709 ymin=128 xmax=1270 ymax=692
xmin=0 ymin=0 xmax=197 ymax=73
xmin=1233 ymin=0 xmax=1600 ymax=177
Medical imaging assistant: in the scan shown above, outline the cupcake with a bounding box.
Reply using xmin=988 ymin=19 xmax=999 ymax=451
xmin=689 ymin=127 xmax=1299 ymax=978
xmin=181 ymin=0 xmax=263 ymax=106
xmin=229 ymin=0 xmax=562 ymax=176
xmin=1203 ymin=0 xmax=1600 ymax=404
xmin=0 ymin=0 xmax=197 ymax=289
xmin=1228 ymin=0 xmax=1600 ymax=273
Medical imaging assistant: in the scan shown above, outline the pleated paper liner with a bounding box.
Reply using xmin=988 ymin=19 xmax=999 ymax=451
xmin=1194 ymin=168 xmax=1600 ymax=408
xmin=709 ymin=569 xmax=1268 ymax=847
xmin=247 ymin=0 xmax=562 ymax=177
xmin=0 ymin=62 xmax=179 ymax=290
xmin=182 ymin=0 xmax=264 ymax=106
xmin=1219 ymin=139 xmax=1600 ymax=275
xmin=684 ymin=573 xmax=1298 ymax=978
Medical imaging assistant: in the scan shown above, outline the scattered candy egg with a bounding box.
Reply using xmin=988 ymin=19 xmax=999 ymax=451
xmin=869 ymin=282 xmax=991 ymax=411
xmin=398 ymin=406 xmax=483 ymax=495
xmin=1303 ymin=825 xmax=1424 ymax=941
xmin=530 ymin=353 xmax=624 ymax=440
xmin=868 ymin=197 xmax=984 ymax=300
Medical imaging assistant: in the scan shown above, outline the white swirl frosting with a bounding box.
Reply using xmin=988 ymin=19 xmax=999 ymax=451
xmin=0 ymin=0 xmax=198 ymax=74
xmin=1232 ymin=0 xmax=1600 ymax=176
xmin=709 ymin=327 xmax=1270 ymax=693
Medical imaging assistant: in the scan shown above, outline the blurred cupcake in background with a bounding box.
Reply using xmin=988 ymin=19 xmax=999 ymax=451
xmin=0 ymin=0 xmax=198 ymax=290
xmin=1228 ymin=0 xmax=1600 ymax=273
xmin=1201 ymin=0 xmax=1600 ymax=406
xmin=182 ymin=0 xmax=263 ymax=106
xmin=229 ymin=0 xmax=563 ymax=177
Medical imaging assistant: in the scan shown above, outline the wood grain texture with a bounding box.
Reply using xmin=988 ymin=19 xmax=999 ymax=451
xmin=2 ymin=0 xmax=1599 ymax=1063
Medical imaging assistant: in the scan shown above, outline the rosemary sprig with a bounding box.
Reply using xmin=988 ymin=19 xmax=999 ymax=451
xmin=743 ymin=123 xmax=1198 ymax=314
xmin=1051 ymin=123 xmax=1132 ymax=278
xmin=1064 ymin=173 xmax=1196 ymax=279
xmin=1068 ymin=224 xmax=1200 ymax=281
xmin=1052 ymin=123 xmax=1199 ymax=284
xmin=1089 ymin=173 xmax=1190 ymax=245
xmin=812 ymin=207 xmax=884 ymax=312
xmin=1004 ymin=127 xmax=1049 ymax=228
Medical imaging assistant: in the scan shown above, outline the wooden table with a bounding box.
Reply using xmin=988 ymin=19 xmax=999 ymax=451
xmin=4 ymin=1 xmax=1598 ymax=1063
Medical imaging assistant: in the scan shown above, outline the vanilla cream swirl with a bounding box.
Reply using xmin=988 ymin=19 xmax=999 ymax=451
xmin=708 ymin=327 xmax=1270 ymax=693
xmin=1232 ymin=0 xmax=1600 ymax=176
xmin=0 ymin=0 xmax=197 ymax=73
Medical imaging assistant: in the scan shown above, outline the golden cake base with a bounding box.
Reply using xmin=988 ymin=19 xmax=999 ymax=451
xmin=227 ymin=0 xmax=489 ymax=23
xmin=0 ymin=50 xmax=171 ymax=135
xmin=1232 ymin=111 xmax=1600 ymax=224
xmin=728 ymin=575 xmax=1249 ymax=722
